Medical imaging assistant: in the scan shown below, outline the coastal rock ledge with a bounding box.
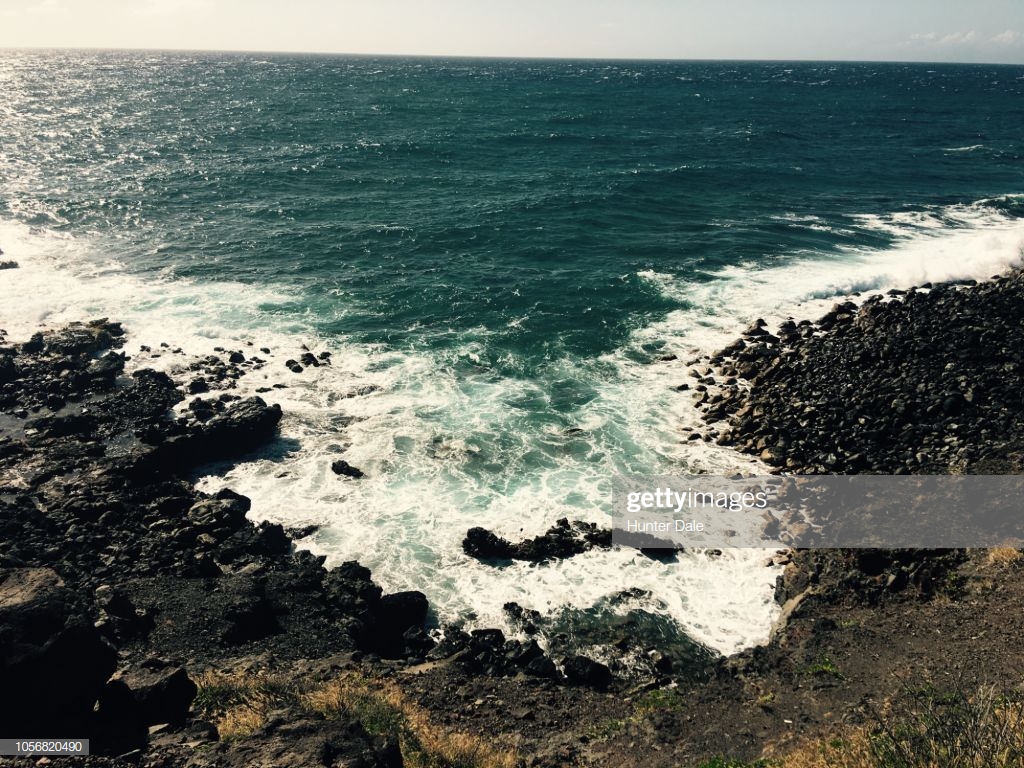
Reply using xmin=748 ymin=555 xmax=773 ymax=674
xmin=694 ymin=270 xmax=1024 ymax=474
xmin=0 ymin=321 xmax=435 ymax=759
xmin=2 ymin=294 xmax=1023 ymax=766
xmin=0 ymin=319 xmax=618 ymax=767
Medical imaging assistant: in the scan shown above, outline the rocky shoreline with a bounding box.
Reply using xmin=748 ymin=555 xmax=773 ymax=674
xmin=2 ymin=269 xmax=1023 ymax=767
xmin=0 ymin=320 xmax=428 ymax=761
xmin=0 ymin=317 xmax=649 ymax=766
xmin=690 ymin=270 xmax=1024 ymax=475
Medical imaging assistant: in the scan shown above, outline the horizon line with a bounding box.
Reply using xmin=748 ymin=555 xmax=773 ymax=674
xmin=1 ymin=44 xmax=1022 ymax=68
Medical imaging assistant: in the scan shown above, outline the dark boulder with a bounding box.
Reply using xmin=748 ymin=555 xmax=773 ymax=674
xmin=202 ymin=397 xmax=282 ymax=454
xmin=42 ymin=319 xmax=123 ymax=357
xmin=187 ymin=495 xmax=250 ymax=533
xmin=156 ymin=397 xmax=282 ymax=470
xmin=0 ymin=568 xmax=117 ymax=733
xmin=503 ymin=601 xmax=541 ymax=635
xmin=525 ymin=655 xmax=559 ymax=678
xmin=88 ymin=351 xmax=126 ymax=383
xmin=22 ymin=332 xmax=44 ymax=354
xmin=331 ymin=459 xmax=365 ymax=478
xmin=216 ymin=521 xmax=292 ymax=566
xmin=92 ymin=678 xmax=148 ymax=754
xmin=464 ymin=519 xmax=612 ymax=563
xmin=561 ymin=654 xmax=613 ymax=690
xmin=367 ymin=590 xmax=429 ymax=658
xmin=426 ymin=625 xmax=471 ymax=660
xmin=25 ymin=413 xmax=98 ymax=439
xmin=0 ymin=353 xmax=17 ymax=384
xmin=470 ymin=628 xmax=506 ymax=650
xmin=116 ymin=660 xmax=198 ymax=726
xmin=463 ymin=527 xmax=514 ymax=560
xmin=324 ymin=561 xmax=383 ymax=613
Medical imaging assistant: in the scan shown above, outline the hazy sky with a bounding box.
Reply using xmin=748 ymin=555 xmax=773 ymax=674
xmin=1 ymin=0 xmax=1023 ymax=63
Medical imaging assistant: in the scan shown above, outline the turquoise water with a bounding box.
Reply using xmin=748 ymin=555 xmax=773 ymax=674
xmin=2 ymin=51 xmax=1024 ymax=652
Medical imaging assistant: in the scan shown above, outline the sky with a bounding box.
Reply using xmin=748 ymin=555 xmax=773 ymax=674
xmin=1 ymin=0 xmax=1023 ymax=63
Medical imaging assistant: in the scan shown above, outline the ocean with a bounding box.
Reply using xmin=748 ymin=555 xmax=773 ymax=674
xmin=2 ymin=51 xmax=1023 ymax=656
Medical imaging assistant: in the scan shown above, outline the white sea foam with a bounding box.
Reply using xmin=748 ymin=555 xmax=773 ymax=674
xmin=647 ymin=204 xmax=1024 ymax=348
xmin=619 ymin=201 xmax=1024 ymax=472
xmin=2 ymin=198 xmax=1022 ymax=656
xmin=0 ymin=216 xmax=781 ymax=654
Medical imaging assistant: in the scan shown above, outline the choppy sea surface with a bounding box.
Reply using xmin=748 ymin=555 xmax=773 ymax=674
xmin=2 ymin=51 xmax=1023 ymax=654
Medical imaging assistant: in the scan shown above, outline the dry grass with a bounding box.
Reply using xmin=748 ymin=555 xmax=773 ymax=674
xmin=216 ymin=704 xmax=272 ymax=740
xmin=765 ymin=684 xmax=1024 ymax=768
xmin=191 ymin=670 xmax=292 ymax=739
xmin=985 ymin=546 xmax=1024 ymax=569
xmin=769 ymin=728 xmax=881 ymax=768
xmin=306 ymin=675 xmax=518 ymax=768
xmin=193 ymin=668 xmax=517 ymax=767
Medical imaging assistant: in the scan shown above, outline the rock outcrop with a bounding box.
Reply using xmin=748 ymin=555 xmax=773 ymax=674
xmin=696 ymin=273 xmax=1024 ymax=474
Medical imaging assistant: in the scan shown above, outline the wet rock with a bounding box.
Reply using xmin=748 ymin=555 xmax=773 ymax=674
xmin=88 ymin=351 xmax=125 ymax=383
xmin=368 ymin=590 xmax=429 ymax=658
xmin=561 ymin=655 xmax=613 ymax=690
xmin=463 ymin=527 xmax=515 ymax=560
xmin=187 ymin=495 xmax=250 ymax=533
xmin=331 ymin=459 xmax=365 ymax=478
xmin=22 ymin=331 xmax=45 ymax=354
xmin=463 ymin=518 xmax=612 ymax=563
xmin=471 ymin=628 xmax=506 ymax=650
xmin=25 ymin=412 xmax=98 ymax=438
xmin=285 ymin=524 xmax=319 ymax=539
xmin=743 ymin=319 xmax=768 ymax=337
xmin=427 ymin=625 xmax=472 ymax=660
xmin=157 ymin=397 xmax=282 ymax=470
xmin=504 ymin=601 xmax=541 ymax=635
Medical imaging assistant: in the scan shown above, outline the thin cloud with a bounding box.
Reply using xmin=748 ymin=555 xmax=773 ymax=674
xmin=907 ymin=29 xmax=986 ymax=48
xmin=938 ymin=30 xmax=978 ymax=45
xmin=992 ymin=29 xmax=1021 ymax=45
xmin=133 ymin=0 xmax=212 ymax=17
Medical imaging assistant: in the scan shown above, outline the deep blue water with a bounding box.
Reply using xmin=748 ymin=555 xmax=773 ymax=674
xmin=4 ymin=53 xmax=1024 ymax=374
